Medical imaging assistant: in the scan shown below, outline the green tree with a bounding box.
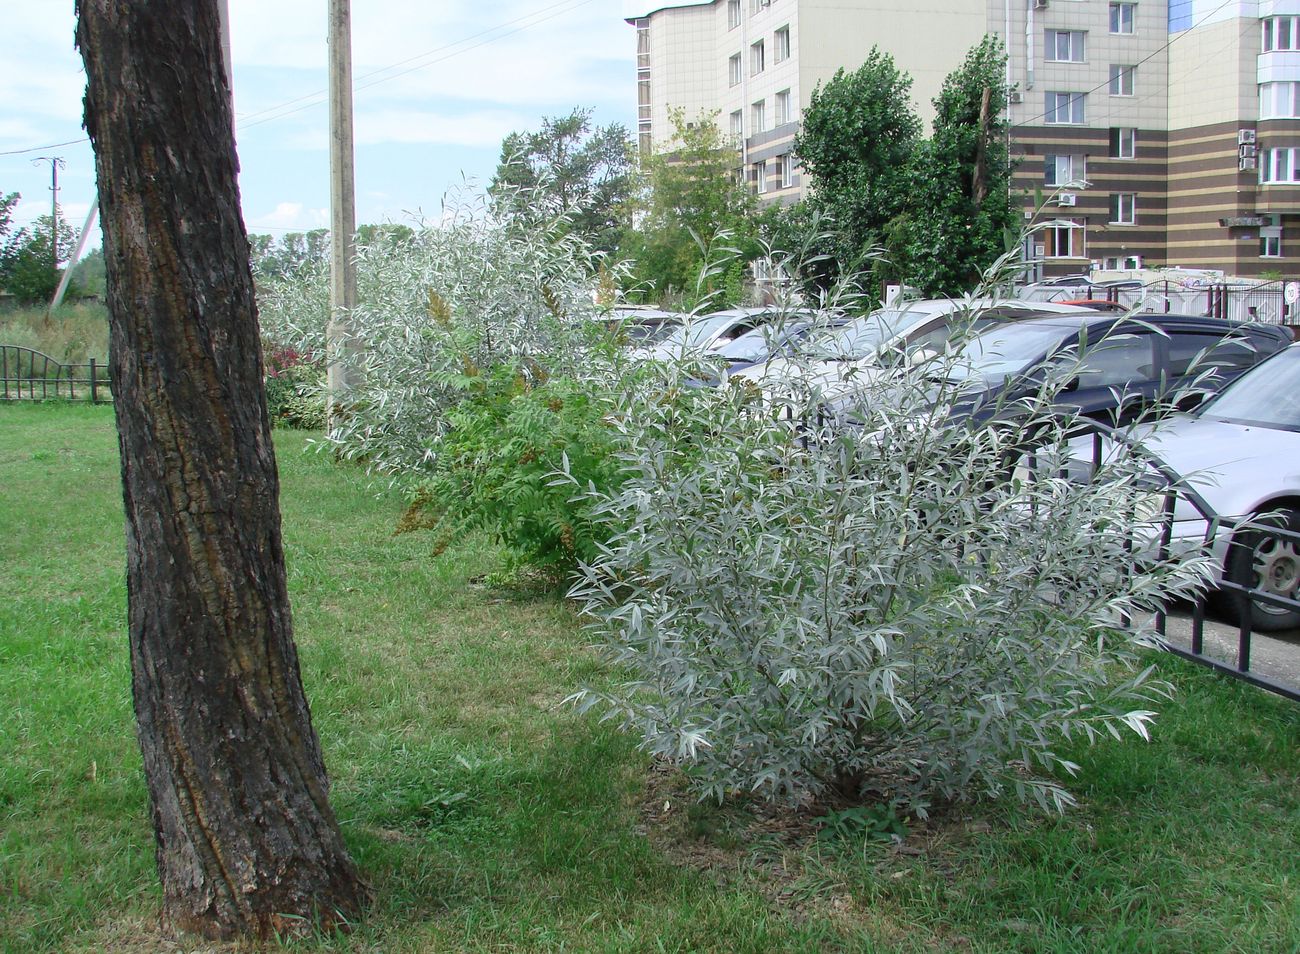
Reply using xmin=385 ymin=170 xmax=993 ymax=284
xmin=490 ymin=108 xmax=635 ymax=255
xmin=1 ymin=213 xmax=79 ymax=303
xmin=621 ymin=110 xmax=758 ymax=307
xmin=791 ymin=49 xmax=921 ymax=287
xmin=885 ymin=37 xmax=1019 ymax=294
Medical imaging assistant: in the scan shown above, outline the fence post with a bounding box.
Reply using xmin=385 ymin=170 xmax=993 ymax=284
xmin=90 ymin=358 xmax=98 ymax=405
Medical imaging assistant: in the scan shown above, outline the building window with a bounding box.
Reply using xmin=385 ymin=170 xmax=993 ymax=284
xmin=1109 ymin=2 xmax=1135 ymax=34
xmin=729 ymin=109 xmax=743 ymax=140
xmin=775 ymin=88 xmax=792 ymax=126
xmin=750 ymin=0 xmax=768 ymax=12
xmin=779 ymin=154 xmax=794 ymax=188
xmin=636 ymin=21 xmax=650 ymax=69
xmin=1260 ymin=82 xmax=1300 ymax=119
xmin=1261 ymin=147 xmax=1300 ymax=183
xmin=728 ymin=53 xmax=742 ymax=87
xmin=637 ymin=76 xmax=651 ymax=121
xmin=755 ymin=160 xmax=768 ymax=194
xmin=1045 ymin=30 xmax=1086 ymax=62
xmin=1263 ymin=16 xmax=1300 ymax=52
xmin=728 ymin=0 xmax=741 ymax=29
xmin=1044 ymin=219 xmax=1086 ymax=258
xmin=1110 ymin=127 xmax=1137 ymax=158
xmin=751 ymin=40 xmax=765 ymax=75
xmin=1109 ymin=65 xmax=1135 ymax=96
xmin=1261 ymin=233 xmax=1283 ymax=257
xmin=751 ymin=99 xmax=766 ymax=134
xmin=1044 ymin=154 xmax=1085 ymax=187
xmin=1045 ymin=92 xmax=1086 ymax=124
xmin=1110 ymin=193 xmax=1136 ymax=224
xmin=774 ymin=25 xmax=791 ymax=63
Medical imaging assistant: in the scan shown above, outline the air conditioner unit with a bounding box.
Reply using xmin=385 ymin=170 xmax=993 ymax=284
xmin=1239 ymin=156 xmax=1258 ymax=171
xmin=1057 ymin=193 xmax=1077 ymax=207
xmin=1239 ymin=144 xmax=1258 ymax=158
xmin=1009 ymin=91 xmax=1024 ymax=104
xmin=1237 ymin=128 xmax=1257 ymax=145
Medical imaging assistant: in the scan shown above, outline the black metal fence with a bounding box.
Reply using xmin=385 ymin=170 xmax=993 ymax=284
xmin=1069 ymin=425 xmax=1300 ymax=703
xmin=0 ymin=345 xmax=110 ymax=403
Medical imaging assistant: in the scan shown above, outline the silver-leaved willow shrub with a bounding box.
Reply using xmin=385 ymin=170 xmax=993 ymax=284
xmin=256 ymin=183 xmax=629 ymax=474
xmin=567 ymin=236 xmax=1215 ymax=817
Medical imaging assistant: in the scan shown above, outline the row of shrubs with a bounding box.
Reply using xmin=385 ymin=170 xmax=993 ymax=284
xmin=256 ymin=190 xmax=1209 ymax=818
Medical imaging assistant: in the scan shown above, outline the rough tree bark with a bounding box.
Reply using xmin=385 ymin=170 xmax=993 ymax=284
xmin=77 ymin=1 xmax=368 ymax=940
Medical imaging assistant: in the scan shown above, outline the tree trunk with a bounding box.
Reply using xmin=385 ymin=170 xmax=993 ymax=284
xmin=76 ymin=1 xmax=368 ymax=940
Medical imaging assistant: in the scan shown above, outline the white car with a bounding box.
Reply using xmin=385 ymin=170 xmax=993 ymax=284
xmin=730 ymin=298 xmax=1096 ymax=396
xmin=631 ymin=307 xmax=811 ymax=362
xmin=1076 ymin=343 xmax=1300 ymax=631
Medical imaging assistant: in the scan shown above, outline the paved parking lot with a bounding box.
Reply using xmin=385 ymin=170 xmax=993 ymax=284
xmin=1154 ymin=602 xmax=1300 ymax=690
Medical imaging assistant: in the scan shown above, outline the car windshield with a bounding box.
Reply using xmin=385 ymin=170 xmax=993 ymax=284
xmin=1198 ymin=346 xmax=1300 ymax=430
xmin=948 ymin=322 xmax=1077 ymax=384
xmin=813 ymin=309 xmax=933 ymax=360
xmin=623 ymin=318 xmax=681 ymax=343
xmin=716 ymin=322 xmax=806 ymax=362
xmin=654 ymin=312 xmax=738 ymax=350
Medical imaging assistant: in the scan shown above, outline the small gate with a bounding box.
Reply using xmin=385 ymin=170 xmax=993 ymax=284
xmin=0 ymin=345 xmax=110 ymax=403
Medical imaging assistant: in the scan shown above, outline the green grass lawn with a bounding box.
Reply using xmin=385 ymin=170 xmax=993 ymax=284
xmin=1 ymin=403 xmax=1297 ymax=953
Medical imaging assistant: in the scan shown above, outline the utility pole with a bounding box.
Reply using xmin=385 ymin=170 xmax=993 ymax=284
xmin=327 ymin=0 xmax=360 ymax=431
xmin=32 ymin=155 xmax=65 ymax=268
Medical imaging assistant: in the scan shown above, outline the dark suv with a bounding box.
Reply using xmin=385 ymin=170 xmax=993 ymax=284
xmin=941 ymin=314 xmax=1292 ymax=426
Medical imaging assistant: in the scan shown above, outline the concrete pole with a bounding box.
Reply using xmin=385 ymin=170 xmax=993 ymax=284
xmin=326 ymin=0 xmax=360 ymax=431
xmin=50 ymin=199 xmax=99 ymax=312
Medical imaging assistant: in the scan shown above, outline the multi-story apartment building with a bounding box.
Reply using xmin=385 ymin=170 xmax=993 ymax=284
xmin=627 ymin=0 xmax=1300 ymax=278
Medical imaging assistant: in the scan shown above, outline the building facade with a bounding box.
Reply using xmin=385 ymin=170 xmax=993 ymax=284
xmin=627 ymin=0 xmax=1300 ymax=278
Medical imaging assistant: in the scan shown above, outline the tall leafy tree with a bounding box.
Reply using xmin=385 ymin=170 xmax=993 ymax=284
xmin=78 ymin=0 xmax=367 ymax=939
xmin=885 ymin=37 xmax=1019 ymax=294
xmin=621 ymin=110 xmax=758 ymax=307
xmin=791 ymin=49 xmax=921 ymax=284
xmin=0 ymin=212 xmax=79 ymax=303
xmin=489 ymin=108 xmax=635 ymax=254
xmin=1 ymin=191 xmax=25 ymax=291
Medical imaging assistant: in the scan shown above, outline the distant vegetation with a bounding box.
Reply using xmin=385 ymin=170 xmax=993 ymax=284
xmin=0 ymin=301 xmax=108 ymax=364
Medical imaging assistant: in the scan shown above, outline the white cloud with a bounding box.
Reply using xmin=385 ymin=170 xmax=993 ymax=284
xmin=247 ymin=202 xmax=329 ymax=232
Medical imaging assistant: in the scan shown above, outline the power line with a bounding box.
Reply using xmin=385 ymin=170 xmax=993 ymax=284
xmin=0 ymin=137 xmax=89 ymax=158
xmin=0 ymin=0 xmax=603 ymax=154
xmin=233 ymin=0 xmax=597 ymax=125
xmin=237 ymin=0 xmax=600 ymax=131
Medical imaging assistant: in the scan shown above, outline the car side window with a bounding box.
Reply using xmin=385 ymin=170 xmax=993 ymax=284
xmin=1167 ymin=332 xmax=1261 ymax=377
xmin=1074 ymin=333 xmax=1155 ymax=387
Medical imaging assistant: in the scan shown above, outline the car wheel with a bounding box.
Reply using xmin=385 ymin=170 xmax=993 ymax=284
xmin=1224 ymin=508 xmax=1300 ymax=632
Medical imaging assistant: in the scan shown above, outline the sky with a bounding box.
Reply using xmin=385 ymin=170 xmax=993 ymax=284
xmin=0 ymin=0 xmax=637 ymax=250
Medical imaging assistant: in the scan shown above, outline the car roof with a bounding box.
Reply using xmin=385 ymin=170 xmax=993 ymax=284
xmin=978 ymin=312 xmax=1291 ymax=336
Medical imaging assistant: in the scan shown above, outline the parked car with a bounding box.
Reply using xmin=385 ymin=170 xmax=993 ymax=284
xmin=732 ymin=298 xmax=1096 ymax=395
xmin=632 ymin=307 xmax=796 ymax=361
xmin=937 ymin=313 xmax=1291 ymax=427
xmin=1057 ymin=298 xmax=1130 ymax=313
xmin=1070 ymin=343 xmax=1300 ymax=630
xmin=604 ymin=307 xmax=686 ymax=345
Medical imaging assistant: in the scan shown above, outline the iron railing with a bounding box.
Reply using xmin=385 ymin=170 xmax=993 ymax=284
xmin=0 ymin=345 xmax=110 ymax=403
xmin=1061 ymin=424 xmax=1299 ymax=702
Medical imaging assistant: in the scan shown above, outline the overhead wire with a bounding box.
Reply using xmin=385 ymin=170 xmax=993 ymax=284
xmin=0 ymin=0 xmax=603 ymax=154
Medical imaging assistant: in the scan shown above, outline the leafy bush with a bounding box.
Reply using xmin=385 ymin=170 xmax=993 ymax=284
xmin=263 ymin=345 xmax=325 ymax=430
xmin=401 ymin=363 xmax=626 ymax=576
xmin=256 ymin=188 xmax=622 ymax=474
xmin=569 ymin=271 xmax=1212 ymax=817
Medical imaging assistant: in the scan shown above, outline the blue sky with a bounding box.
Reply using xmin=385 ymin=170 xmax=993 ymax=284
xmin=1 ymin=0 xmax=637 ymax=248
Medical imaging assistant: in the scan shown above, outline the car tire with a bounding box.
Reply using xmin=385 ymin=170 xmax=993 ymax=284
xmin=1224 ymin=508 xmax=1300 ymax=632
